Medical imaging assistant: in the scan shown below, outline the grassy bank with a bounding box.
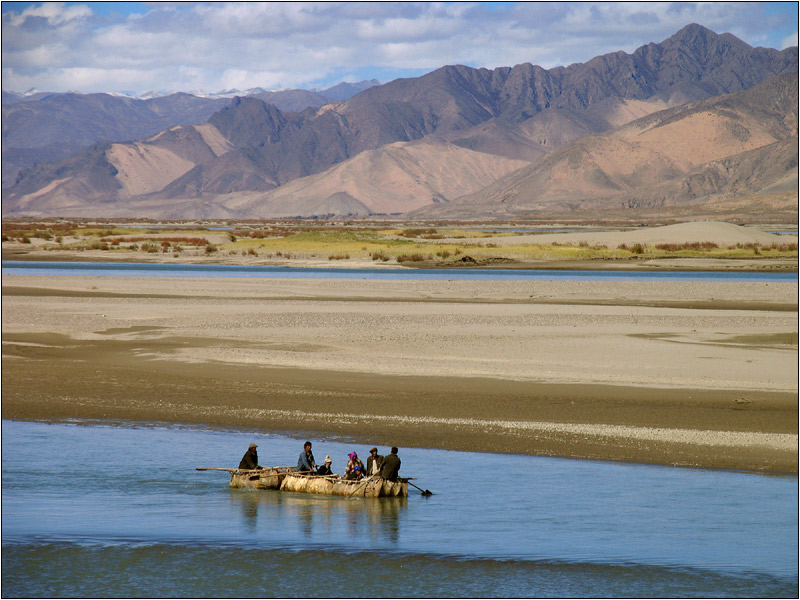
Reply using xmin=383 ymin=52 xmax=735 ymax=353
xmin=3 ymin=219 xmax=798 ymax=266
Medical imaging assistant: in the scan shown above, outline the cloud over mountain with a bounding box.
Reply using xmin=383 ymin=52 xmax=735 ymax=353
xmin=2 ymin=2 xmax=796 ymax=94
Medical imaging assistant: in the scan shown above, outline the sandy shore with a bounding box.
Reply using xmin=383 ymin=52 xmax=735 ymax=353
xmin=2 ymin=273 xmax=798 ymax=473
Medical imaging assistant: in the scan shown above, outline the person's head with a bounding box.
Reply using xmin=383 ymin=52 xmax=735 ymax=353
xmin=370 ymin=447 xmax=378 ymax=455
xmin=324 ymin=455 xmax=332 ymax=464
xmin=391 ymin=447 xmax=398 ymax=455
xmin=249 ymin=443 xmax=258 ymax=451
xmin=304 ymin=441 xmax=312 ymax=450
xmin=348 ymin=451 xmax=357 ymax=461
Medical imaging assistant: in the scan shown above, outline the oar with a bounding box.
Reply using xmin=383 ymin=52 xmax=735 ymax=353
xmin=406 ymin=480 xmax=433 ymax=496
xmin=196 ymin=467 xmax=257 ymax=472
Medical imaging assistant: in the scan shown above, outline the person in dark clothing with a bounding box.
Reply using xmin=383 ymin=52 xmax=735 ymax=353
xmin=379 ymin=447 xmax=401 ymax=480
xmin=366 ymin=447 xmax=384 ymax=477
xmin=238 ymin=443 xmax=262 ymax=470
xmin=296 ymin=441 xmax=316 ymax=473
xmin=316 ymin=455 xmax=334 ymax=476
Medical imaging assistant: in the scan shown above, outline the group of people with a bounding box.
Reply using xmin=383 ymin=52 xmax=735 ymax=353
xmin=239 ymin=441 xmax=401 ymax=481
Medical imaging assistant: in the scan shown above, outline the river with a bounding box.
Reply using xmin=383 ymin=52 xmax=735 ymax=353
xmin=2 ymin=420 xmax=797 ymax=598
xmin=2 ymin=260 xmax=797 ymax=281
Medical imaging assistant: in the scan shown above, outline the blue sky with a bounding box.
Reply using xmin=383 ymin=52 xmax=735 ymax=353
xmin=2 ymin=2 xmax=797 ymax=95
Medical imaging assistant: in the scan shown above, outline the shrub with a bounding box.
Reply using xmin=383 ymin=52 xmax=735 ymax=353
xmin=328 ymin=253 xmax=350 ymax=260
xmin=396 ymin=252 xmax=428 ymax=263
xmin=102 ymin=236 xmax=209 ymax=246
xmin=655 ymin=242 xmax=719 ymax=251
xmin=205 ymin=244 xmax=217 ymax=254
xmin=400 ymin=228 xmax=437 ymax=238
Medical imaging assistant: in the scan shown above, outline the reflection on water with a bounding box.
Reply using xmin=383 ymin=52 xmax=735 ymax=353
xmin=230 ymin=488 xmax=407 ymax=544
xmin=2 ymin=419 xmax=797 ymax=598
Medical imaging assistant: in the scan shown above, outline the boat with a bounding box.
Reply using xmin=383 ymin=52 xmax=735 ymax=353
xmin=280 ymin=472 xmax=407 ymax=497
xmin=197 ymin=467 xmax=409 ymax=497
xmin=196 ymin=466 xmax=295 ymax=490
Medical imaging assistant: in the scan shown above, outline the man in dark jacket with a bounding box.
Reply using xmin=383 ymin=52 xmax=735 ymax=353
xmin=316 ymin=455 xmax=334 ymax=476
xmin=296 ymin=441 xmax=316 ymax=473
xmin=379 ymin=447 xmax=401 ymax=480
xmin=366 ymin=447 xmax=384 ymax=477
xmin=238 ymin=443 xmax=261 ymax=470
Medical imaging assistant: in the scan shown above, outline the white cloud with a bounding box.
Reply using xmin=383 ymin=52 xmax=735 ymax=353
xmin=6 ymin=1 xmax=92 ymax=27
xmin=1 ymin=1 xmax=796 ymax=95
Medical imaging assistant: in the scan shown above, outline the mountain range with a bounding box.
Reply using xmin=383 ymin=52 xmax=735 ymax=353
xmin=1 ymin=80 xmax=379 ymax=186
xmin=2 ymin=24 xmax=797 ymax=221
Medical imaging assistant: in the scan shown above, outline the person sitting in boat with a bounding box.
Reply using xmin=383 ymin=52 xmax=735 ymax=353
xmin=296 ymin=441 xmax=316 ymax=473
xmin=379 ymin=447 xmax=401 ymax=481
xmin=238 ymin=443 xmax=262 ymax=470
xmin=316 ymin=455 xmax=334 ymax=476
xmin=366 ymin=447 xmax=384 ymax=477
xmin=344 ymin=452 xmax=365 ymax=480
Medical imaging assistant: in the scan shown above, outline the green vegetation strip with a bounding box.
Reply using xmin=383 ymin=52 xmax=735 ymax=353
xmin=3 ymin=222 xmax=797 ymax=263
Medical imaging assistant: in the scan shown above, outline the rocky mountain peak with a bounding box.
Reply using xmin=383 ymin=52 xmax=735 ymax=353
xmin=207 ymin=97 xmax=288 ymax=147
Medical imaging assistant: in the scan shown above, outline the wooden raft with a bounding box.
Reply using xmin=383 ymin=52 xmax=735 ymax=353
xmin=195 ymin=466 xmax=296 ymax=490
xmin=197 ymin=467 xmax=408 ymax=497
xmin=280 ymin=473 xmax=408 ymax=497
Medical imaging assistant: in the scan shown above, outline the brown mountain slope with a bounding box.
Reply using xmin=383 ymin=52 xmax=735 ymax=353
xmin=443 ymin=97 xmax=671 ymax=162
xmin=1 ymin=92 xmax=230 ymax=186
xmin=2 ymin=123 xmax=237 ymax=216
xmin=214 ymin=140 xmax=530 ymax=218
xmin=418 ymin=73 xmax=798 ymax=220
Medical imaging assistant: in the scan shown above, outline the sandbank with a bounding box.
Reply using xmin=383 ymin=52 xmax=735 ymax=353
xmin=2 ymin=273 xmax=797 ymax=473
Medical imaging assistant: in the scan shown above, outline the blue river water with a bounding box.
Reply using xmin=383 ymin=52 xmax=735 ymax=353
xmin=2 ymin=420 xmax=797 ymax=598
xmin=1 ymin=260 xmax=797 ymax=281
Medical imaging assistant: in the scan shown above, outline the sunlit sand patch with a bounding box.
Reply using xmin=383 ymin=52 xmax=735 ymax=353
xmin=145 ymin=403 xmax=798 ymax=453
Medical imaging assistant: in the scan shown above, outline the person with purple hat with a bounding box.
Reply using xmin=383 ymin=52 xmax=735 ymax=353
xmin=344 ymin=451 xmax=365 ymax=480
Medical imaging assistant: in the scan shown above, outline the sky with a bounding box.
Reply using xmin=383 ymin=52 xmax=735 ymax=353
xmin=2 ymin=1 xmax=798 ymax=95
